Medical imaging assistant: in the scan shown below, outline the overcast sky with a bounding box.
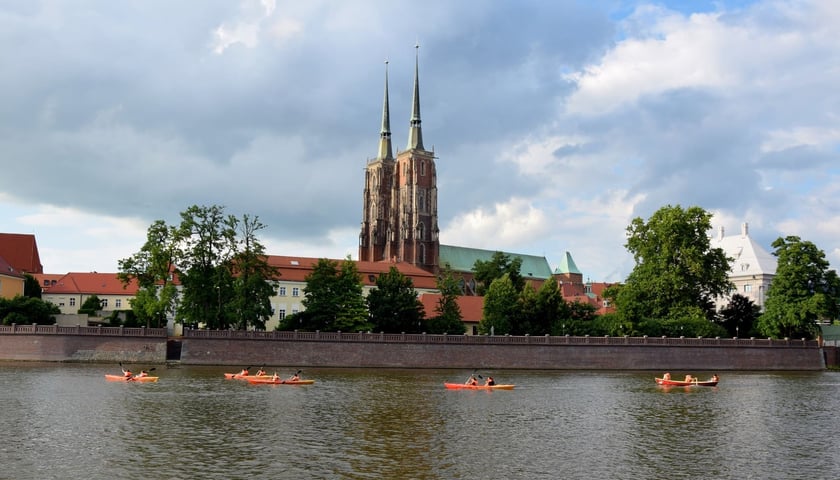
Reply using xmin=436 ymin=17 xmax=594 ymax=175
xmin=2 ymin=0 xmax=839 ymax=282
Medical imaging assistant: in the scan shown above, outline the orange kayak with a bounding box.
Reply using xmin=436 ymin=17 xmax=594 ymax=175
xmin=105 ymin=374 xmax=159 ymax=383
xmin=444 ymin=382 xmax=514 ymax=390
xmin=246 ymin=378 xmax=315 ymax=385
xmin=223 ymin=373 xmax=272 ymax=380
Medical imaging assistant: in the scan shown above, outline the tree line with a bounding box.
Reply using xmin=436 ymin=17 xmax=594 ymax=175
xmin=3 ymin=203 xmax=837 ymax=340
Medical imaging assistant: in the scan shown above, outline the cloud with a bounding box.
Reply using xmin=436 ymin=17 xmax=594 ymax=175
xmin=2 ymin=0 xmax=840 ymax=284
xmin=441 ymin=198 xmax=550 ymax=250
xmin=212 ymin=0 xmax=281 ymax=54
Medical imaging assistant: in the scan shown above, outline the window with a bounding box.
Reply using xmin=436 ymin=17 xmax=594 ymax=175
xmin=278 ymin=309 xmax=286 ymax=320
xmin=69 ymin=298 xmax=76 ymax=307
xmin=292 ymin=287 xmax=300 ymax=297
xmin=744 ymin=284 xmax=753 ymax=293
xmin=279 ymin=286 xmax=286 ymax=296
xmin=115 ymin=299 xmax=122 ymax=308
xmin=292 ymin=308 xmax=299 ymax=315
xmin=100 ymin=299 xmax=108 ymax=308
xmin=421 ymin=160 xmax=426 ymax=176
xmin=43 ymin=280 xmax=50 ymax=286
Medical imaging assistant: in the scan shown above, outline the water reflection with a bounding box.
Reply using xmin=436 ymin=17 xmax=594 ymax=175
xmin=1 ymin=364 xmax=839 ymax=479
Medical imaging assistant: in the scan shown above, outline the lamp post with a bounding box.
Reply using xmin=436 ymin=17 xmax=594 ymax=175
xmin=562 ymin=323 xmax=565 ymax=336
xmin=736 ymin=326 xmax=739 ymax=338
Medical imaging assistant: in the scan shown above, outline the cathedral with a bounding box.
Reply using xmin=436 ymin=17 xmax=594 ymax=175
xmin=358 ymin=47 xmax=439 ymax=272
xmin=357 ymin=48 xmax=606 ymax=312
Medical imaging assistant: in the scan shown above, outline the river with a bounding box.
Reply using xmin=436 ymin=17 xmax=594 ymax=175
xmin=1 ymin=363 xmax=838 ymax=479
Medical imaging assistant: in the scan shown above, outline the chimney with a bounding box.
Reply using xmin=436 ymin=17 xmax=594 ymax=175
xmin=718 ymin=226 xmax=725 ymax=241
xmin=741 ymin=222 xmax=749 ymax=238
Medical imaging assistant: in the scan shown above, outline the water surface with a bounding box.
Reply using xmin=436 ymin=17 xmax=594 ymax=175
xmin=1 ymin=364 xmax=838 ymax=479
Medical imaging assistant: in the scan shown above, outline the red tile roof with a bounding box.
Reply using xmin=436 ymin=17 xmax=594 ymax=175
xmin=0 ymin=233 xmax=43 ymax=274
xmin=0 ymin=256 xmax=25 ymax=279
xmin=32 ymin=273 xmax=65 ymax=291
xmin=419 ymin=294 xmax=484 ymax=323
xmin=267 ymin=255 xmax=438 ymax=289
xmin=38 ymin=272 xmax=139 ymax=295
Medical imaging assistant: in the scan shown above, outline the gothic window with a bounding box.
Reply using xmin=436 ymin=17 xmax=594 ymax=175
xmin=418 ymin=222 xmax=425 ymax=240
xmin=421 ymin=161 xmax=425 ymax=176
xmin=419 ymin=243 xmax=426 ymax=264
xmin=418 ymin=190 xmax=425 ymax=213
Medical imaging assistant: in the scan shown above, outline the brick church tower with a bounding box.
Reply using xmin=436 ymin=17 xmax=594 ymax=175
xmin=359 ymin=46 xmax=439 ymax=272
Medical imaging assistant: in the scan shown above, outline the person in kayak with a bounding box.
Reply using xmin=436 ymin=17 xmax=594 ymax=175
xmin=484 ymin=376 xmax=496 ymax=386
xmin=288 ymin=372 xmax=301 ymax=382
xmin=465 ymin=375 xmax=478 ymax=386
xmin=122 ymin=368 xmax=132 ymax=378
xmin=238 ymin=368 xmax=249 ymax=376
xmin=134 ymin=370 xmax=149 ymax=379
xmin=256 ymin=368 xmax=266 ymax=376
xmin=662 ymin=372 xmax=671 ymax=381
xmin=272 ymin=372 xmax=280 ymax=381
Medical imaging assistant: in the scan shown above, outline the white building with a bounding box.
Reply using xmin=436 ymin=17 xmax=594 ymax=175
xmin=711 ymin=223 xmax=777 ymax=311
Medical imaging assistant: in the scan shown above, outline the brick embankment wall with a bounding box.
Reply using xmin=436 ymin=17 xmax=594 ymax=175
xmin=179 ymin=338 xmax=825 ymax=371
xmin=0 ymin=335 xmax=167 ymax=363
xmin=824 ymin=346 xmax=838 ymax=367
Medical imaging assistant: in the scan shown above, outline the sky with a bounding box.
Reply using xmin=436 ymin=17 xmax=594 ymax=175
xmin=2 ymin=0 xmax=839 ymax=283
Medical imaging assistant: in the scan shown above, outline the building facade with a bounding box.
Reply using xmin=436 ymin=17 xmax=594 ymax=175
xmin=710 ymin=223 xmax=777 ymax=311
xmin=359 ymin=48 xmax=439 ymax=272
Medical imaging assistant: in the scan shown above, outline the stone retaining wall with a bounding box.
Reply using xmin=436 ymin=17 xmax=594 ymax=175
xmin=0 ymin=334 xmax=166 ymax=363
xmin=0 ymin=331 xmax=827 ymax=370
xmin=179 ymin=337 xmax=825 ymax=370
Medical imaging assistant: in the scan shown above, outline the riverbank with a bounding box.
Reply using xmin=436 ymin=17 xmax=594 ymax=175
xmin=0 ymin=325 xmax=830 ymax=370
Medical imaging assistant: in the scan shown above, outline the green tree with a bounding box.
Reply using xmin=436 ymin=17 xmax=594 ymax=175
xmin=24 ymin=274 xmax=42 ymax=298
xmin=719 ymin=293 xmax=760 ymax=337
xmin=479 ymin=274 xmax=517 ymax=335
xmin=513 ymin=282 xmax=539 ymax=335
xmin=426 ymin=264 xmax=466 ymax=334
xmin=367 ymin=266 xmax=425 ymax=333
xmin=78 ymin=295 xmax=102 ymax=316
xmin=0 ymin=296 xmax=60 ymax=325
xmin=285 ymin=258 xmax=370 ymax=332
xmin=757 ymin=236 xmax=840 ymax=339
xmin=560 ymin=301 xmax=598 ymax=335
xmin=535 ymin=276 xmax=563 ymax=336
xmin=615 ymin=205 xmax=733 ymax=325
xmin=228 ymin=214 xmax=278 ymax=330
xmin=118 ymin=220 xmax=180 ymax=328
xmin=176 ymin=205 xmax=237 ymax=329
xmin=473 ymin=251 xmax=524 ymax=295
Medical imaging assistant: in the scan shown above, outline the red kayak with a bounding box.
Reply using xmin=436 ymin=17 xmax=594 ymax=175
xmin=655 ymin=377 xmax=718 ymax=387
xmin=246 ymin=377 xmax=315 ymax=385
xmin=444 ymin=382 xmax=514 ymax=390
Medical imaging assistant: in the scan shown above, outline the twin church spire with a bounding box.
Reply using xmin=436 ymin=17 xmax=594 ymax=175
xmin=376 ymin=45 xmax=425 ymax=161
xmin=361 ymin=45 xmax=439 ymax=272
